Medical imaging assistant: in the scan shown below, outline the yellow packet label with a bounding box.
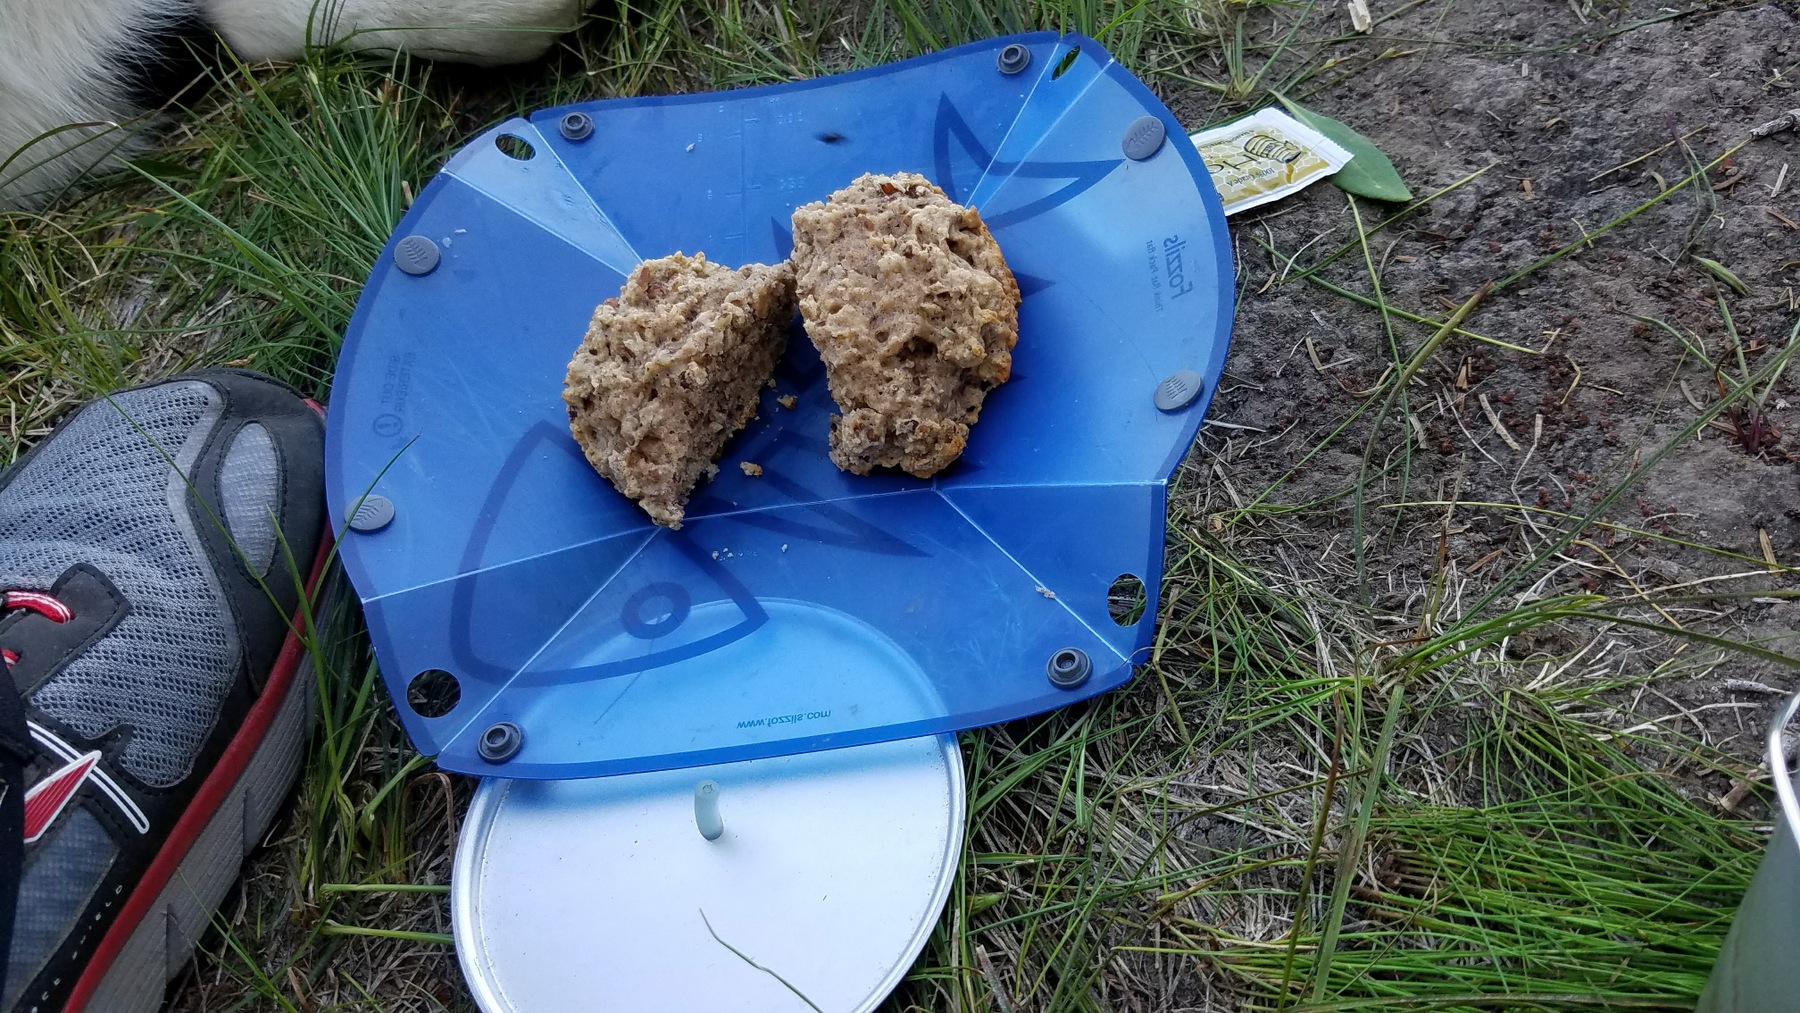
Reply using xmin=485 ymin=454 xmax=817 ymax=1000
xmin=1189 ymin=108 xmax=1353 ymax=215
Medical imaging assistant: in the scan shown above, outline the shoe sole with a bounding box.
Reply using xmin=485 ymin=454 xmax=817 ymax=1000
xmin=61 ymin=537 xmax=333 ymax=1013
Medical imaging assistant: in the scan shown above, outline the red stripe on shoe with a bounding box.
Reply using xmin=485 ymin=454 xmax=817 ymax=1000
xmin=2 ymin=590 xmax=73 ymax=623
xmin=63 ymin=531 xmax=334 ymax=1013
xmin=23 ymin=751 xmax=101 ymax=844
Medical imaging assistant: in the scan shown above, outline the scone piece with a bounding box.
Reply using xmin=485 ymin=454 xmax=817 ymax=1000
xmin=791 ymin=171 xmax=1021 ymax=478
xmin=563 ymin=253 xmax=795 ymax=528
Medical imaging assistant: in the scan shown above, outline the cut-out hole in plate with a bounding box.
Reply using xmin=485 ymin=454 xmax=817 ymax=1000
xmin=1108 ymin=574 xmax=1147 ymax=626
xmin=495 ymin=134 xmax=536 ymax=160
xmin=1052 ymin=46 xmax=1081 ymax=79
xmin=408 ymin=669 xmax=462 ymax=718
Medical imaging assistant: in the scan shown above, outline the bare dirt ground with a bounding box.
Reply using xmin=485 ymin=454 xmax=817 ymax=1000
xmin=1182 ymin=0 xmax=1800 ymax=762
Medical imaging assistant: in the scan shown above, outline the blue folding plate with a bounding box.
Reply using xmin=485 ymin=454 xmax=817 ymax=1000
xmin=326 ymin=32 xmax=1234 ymax=778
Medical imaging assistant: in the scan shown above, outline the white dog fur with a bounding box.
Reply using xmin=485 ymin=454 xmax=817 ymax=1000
xmin=0 ymin=0 xmax=579 ymax=208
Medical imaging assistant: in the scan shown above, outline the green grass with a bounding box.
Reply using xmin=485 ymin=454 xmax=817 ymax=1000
xmin=3 ymin=1 xmax=1795 ymax=1010
xmin=910 ymin=494 xmax=1781 ymax=1010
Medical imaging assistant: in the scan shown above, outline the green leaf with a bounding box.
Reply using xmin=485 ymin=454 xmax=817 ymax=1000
xmin=1275 ymin=95 xmax=1413 ymax=203
xmin=1692 ymin=255 xmax=1748 ymax=294
xmin=967 ymin=893 xmax=1004 ymax=915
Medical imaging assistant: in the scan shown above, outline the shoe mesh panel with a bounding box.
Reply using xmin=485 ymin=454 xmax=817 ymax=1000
xmin=0 ymin=382 xmax=238 ymax=787
xmin=220 ymin=423 xmax=278 ymax=577
xmin=2 ymin=807 xmax=116 ymax=1010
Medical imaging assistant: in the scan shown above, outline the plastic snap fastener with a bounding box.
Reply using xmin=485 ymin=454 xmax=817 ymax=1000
xmin=348 ymin=494 xmax=396 ymax=532
xmin=393 ymin=235 xmax=440 ymax=276
xmin=478 ymin=722 xmax=524 ymax=763
xmin=1047 ymin=648 xmax=1092 ymax=689
xmin=1122 ymin=115 xmax=1166 ymax=161
xmin=559 ymin=111 xmax=594 ymax=142
xmin=1154 ymin=370 xmax=1204 ymax=412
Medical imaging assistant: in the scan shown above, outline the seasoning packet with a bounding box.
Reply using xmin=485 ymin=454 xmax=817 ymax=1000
xmin=1189 ymin=108 xmax=1353 ymax=215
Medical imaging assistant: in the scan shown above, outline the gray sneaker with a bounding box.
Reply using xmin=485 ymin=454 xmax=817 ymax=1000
xmin=0 ymin=370 xmax=326 ymax=1013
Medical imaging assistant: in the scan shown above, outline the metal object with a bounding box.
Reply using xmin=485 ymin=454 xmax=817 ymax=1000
xmin=347 ymin=494 xmax=395 ymax=533
xmin=1047 ymin=647 xmax=1091 ymax=689
xmin=1154 ymin=370 xmax=1204 ymax=412
xmin=997 ymin=43 xmax=1031 ymax=75
xmin=1121 ymin=115 xmax=1166 ymax=161
xmin=392 ymin=235 xmax=440 ymax=276
xmin=477 ymin=722 xmax=524 ymax=764
xmin=558 ymin=111 xmax=594 ymax=142
xmin=326 ymin=31 xmax=1235 ymax=778
xmin=453 ymin=734 xmax=964 ymax=1013
xmin=1698 ymin=690 xmax=1800 ymax=1013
